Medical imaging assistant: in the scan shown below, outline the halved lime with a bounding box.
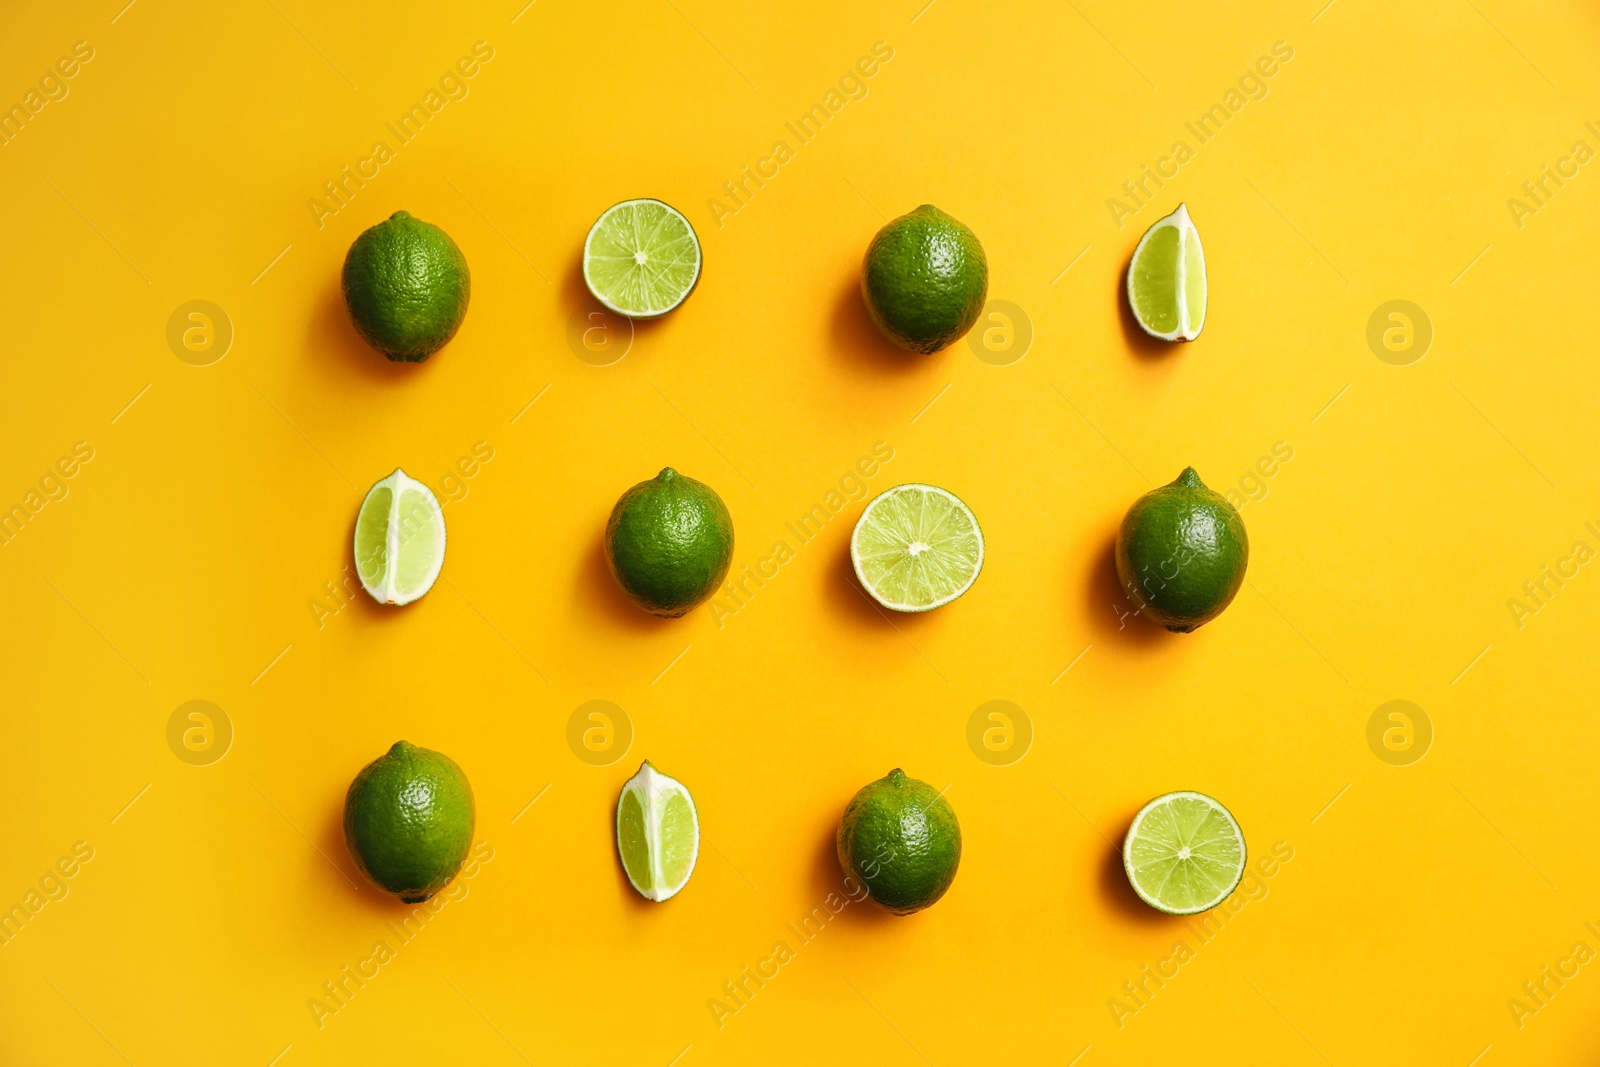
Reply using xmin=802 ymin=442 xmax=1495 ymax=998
xmin=1122 ymin=791 xmax=1245 ymax=915
xmin=583 ymin=199 xmax=702 ymax=318
xmin=616 ymin=761 xmax=699 ymax=902
xmin=1127 ymin=203 xmax=1206 ymax=342
xmin=354 ymin=469 xmax=446 ymax=606
xmin=850 ymin=483 xmax=984 ymax=612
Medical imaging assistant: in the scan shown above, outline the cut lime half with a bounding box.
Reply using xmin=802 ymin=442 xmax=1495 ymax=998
xmin=354 ymin=469 xmax=446 ymax=606
xmin=1127 ymin=203 xmax=1206 ymax=342
xmin=583 ymin=199 xmax=702 ymax=318
xmin=616 ymin=761 xmax=699 ymax=902
xmin=1122 ymin=790 xmax=1245 ymax=915
xmin=851 ymin=483 xmax=984 ymax=612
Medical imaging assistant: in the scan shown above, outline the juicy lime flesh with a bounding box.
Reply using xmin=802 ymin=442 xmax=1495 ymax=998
xmin=1130 ymin=224 xmax=1182 ymax=335
xmin=585 ymin=200 xmax=700 ymax=316
xmin=1125 ymin=793 xmax=1244 ymax=914
xmin=617 ymin=789 xmax=652 ymax=894
xmin=342 ymin=211 xmax=470 ymax=362
xmin=355 ymin=485 xmax=391 ymax=591
xmin=853 ymin=486 xmax=982 ymax=610
xmin=657 ymin=792 xmax=696 ymax=888
xmin=355 ymin=471 xmax=445 ymax=605
xmin=1116 ymin=468 xmax=1247 ymax=632
xmin=837 ymin=769 xmax=961 ymax=914
xmin=343 ymin=741 xmax=475 ymax=903
xmin=395 ymin=488 xmax=442 ymax=592
xmin=862 ymin=205 xmax=988 ymax=353
xmin=605 ymin=468 xmax=733 ymax=616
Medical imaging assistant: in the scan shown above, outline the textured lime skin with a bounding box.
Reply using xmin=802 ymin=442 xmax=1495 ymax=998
xmin=343 ymin=741 xmax=475 ymax=903
xmin=861 ymin=205 xmax=988 ymax=354
xmin=836 ymin=769 xmax=962 ymax=915
xmin=605 ymin=468 xmax=734 ymax=617
xmin=1115 ymin=467 xmax=1249 ymax=633
xmin=342 ymin=211 xmax=470 ymax=362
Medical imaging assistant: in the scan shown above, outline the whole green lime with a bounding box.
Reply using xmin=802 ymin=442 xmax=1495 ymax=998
xmin=1115 ymin=467 xmax=1249 ymax=633
xmin=836 ymin=768 xmax=961 ymax=914
xmin=604 ymin=468 xmax=733 ymax=617
xmin=342 ymin=210 xmax=470 ymax=362
xmin=343 ymin=741 xmax=475 ymax=903
xmin=861 ymin=204 xmax=988 ymax=354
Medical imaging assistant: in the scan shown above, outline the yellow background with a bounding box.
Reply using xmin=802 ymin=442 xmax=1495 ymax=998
xmin=2 ymin=0 xmax=1599 ymax=1063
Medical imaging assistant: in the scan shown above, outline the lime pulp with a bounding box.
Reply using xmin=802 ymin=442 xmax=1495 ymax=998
xmin=1122 ymin=790 xmax=1245 ymax=915
xmin=850 ymin=484 xmax=983 ymax=611
xmin=583 ymin=199 xmax=702 ymax=318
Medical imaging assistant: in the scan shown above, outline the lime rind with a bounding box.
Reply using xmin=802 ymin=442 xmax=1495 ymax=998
xmin=354 ymin=469 xmax=446 ymax=606
xmin=1122 ymin=790 xmax=1245 ymax=915
xmin=1127 ymin=203 xmax=1206 ymax=342
xmin=343 ymin=741 xmax=475 ymax=903
xmin=616 ymin=761 xmax=699 ymax=902
xmin=850 ymin=483 xmax=984 ymax=612
xmin=583 ymin=199 xmax=702 ymax=318
xmin=341 ymin=211 xmax=470 ymax=362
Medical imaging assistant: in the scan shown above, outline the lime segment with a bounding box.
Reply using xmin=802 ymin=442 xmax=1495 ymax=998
xmin=851 ymin=483 xmax=984 ymax=612
xmin=1127 ymin=203 xmax=1206 ymax=342
xmin=1122 ymin=791 xmax=1245 ymax=915
xmin=354 ymin=469 xmax=446 ymax=606
xmin=583 ymin=199 xmax=702 ymax=318
xmin=616 ymin=761 xmax=699 ymax=902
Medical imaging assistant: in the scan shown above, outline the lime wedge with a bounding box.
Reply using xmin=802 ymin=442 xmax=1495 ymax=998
xmin=616 ymin=761 xmax=699 ymax=902
xmin=851 ymin=483 xmax=984 ymax=612
xmin=353 ymin=469 xmax=446 ymax=606
xmin=583 ymin=199 xmax=702 ymax=318
xmin=1122 ymin=791 xmax=1245 ymax=915
xmin=1127 ymin=203 xmax=1206 ymax=342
